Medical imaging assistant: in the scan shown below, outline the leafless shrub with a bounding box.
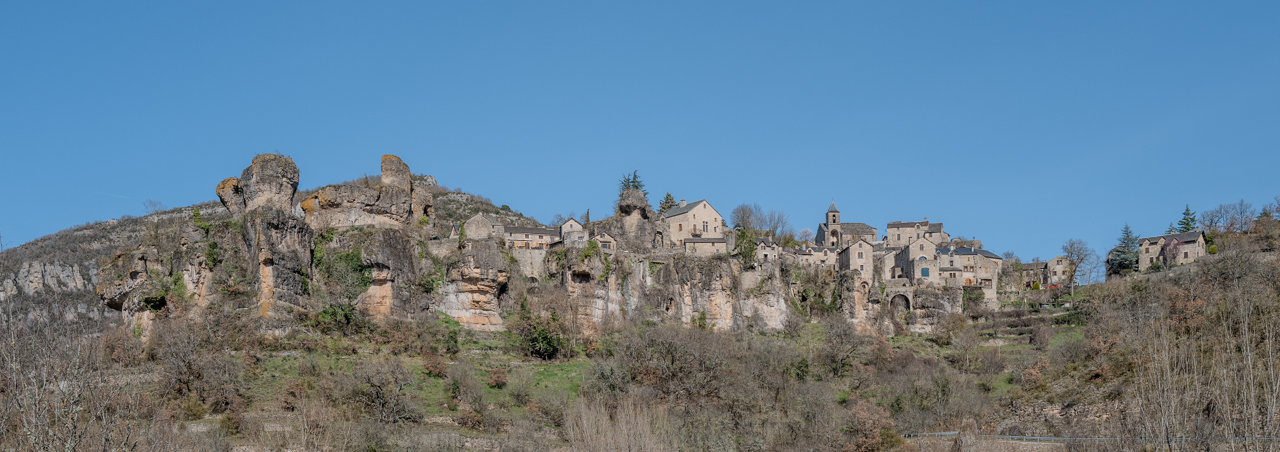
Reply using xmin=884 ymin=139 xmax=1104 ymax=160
xmin=567 ymin=395 xmax=677 ymax=452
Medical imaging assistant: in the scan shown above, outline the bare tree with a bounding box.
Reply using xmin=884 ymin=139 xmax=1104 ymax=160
xmin=730 ymin=203 xmax=761 ymax=232
xmin=143 ymin=199 xmax=167 ymax=215
xmin=1061 ymin=239 xmax=1095 ymax=295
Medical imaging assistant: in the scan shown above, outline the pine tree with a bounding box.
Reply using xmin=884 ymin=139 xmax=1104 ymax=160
xmin=618 ymin=170 xmax=647 ymax=198
xmin=658 ymin=192 xmax=677 ymax=213
xmin=1114 ymin=224 xmax=1140 ymax=271
xmin=1177 ymin=205 xmax=1198 ymax=233
xmin=1166 ymin=223 xmax=1178 ymax=234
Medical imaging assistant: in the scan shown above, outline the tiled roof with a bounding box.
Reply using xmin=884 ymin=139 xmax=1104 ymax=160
xmin=505 ymin=227 xmax=558 ymax=236
xmin=1139 ymin=231 xmax=1203 ymax=244
xmin=661 ymin=200 xmax=708 ymax=218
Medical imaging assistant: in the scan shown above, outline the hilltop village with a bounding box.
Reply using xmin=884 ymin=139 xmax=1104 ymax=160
xmin=0 ymin=153 xmax=1216 ymax=339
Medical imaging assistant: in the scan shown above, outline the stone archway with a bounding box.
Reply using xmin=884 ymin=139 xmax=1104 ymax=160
xmin=890 ymin=293 xmax=911 ymax=311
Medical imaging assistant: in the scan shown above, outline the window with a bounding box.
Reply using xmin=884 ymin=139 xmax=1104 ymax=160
xmin=1183 ymin=252 xmax=1188 ymax=258
xmin=538 ymin=235 xmax=544 ymax=239
xmin=860 ymin=265 xmax=865 ymax=271
xmin=525 ymin=234 xmax=530 ymax=239
xmin=919 ymin=244 xmax=924 ymax=251
xmin=603 ymin=243 xmax=610 ymax=249
xmin=703 ymin=221 xmax=708 ymax=232
xmin=896 ymin=234 xmax=901 ymax=240
xmin=678 ymin=224 xmax=683 ymax=232
xmin=858 ymin=243 xmax=863 ymax=248
xmin=922 ymin=268 xmax=930 ymax=277
xmin=950 ymin=273 xmax=956 ymax=278
xmin=857 ymin=252 xmax=863 ymax=259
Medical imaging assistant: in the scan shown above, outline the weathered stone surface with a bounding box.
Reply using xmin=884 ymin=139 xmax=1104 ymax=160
xmin=301 ymin=183 xmax=412 ymax=228
xmin=2 ymin=260 xmax=100 ymax=302
xmin=216 ymin=155 xmax=298 ymax=215
xmin=595 ymin=189 xmax=662 ymax=253
xmin=299 ymin=154 xmax=432 ymax=230
xmin=438 ymin=241 xmax=510 ymax=331
xmin=353 ymin=229 xmax=417 ymax=322
xmin=380 ymin=155 xmax=411 ymax=191
xmin=216 ymin=178 xmax=245 ymax=216
xmin=240 ymin=154 xmax=299 ymax=212
xmin=243 ymin=208 xmax=314 ymax=316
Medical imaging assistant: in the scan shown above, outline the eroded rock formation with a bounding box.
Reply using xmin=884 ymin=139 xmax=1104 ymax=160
xmin=299 ymin=155 xmax=432 ymax=230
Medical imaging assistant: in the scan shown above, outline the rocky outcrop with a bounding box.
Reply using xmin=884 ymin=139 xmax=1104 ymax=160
xmin=242 ymin=208 xmax=313 ymax=317
xmin=437 ymin=241 xmax=510 ymax=331
xmin=216 ymin=154 xmax=300 ymax=216
xmin=0 ymin=260 xmax=98 ymax=301
xmin=594 ymin=189 xmax=662 ymax=253
xmin=299 ymin=155 xmax=432 ymax=230
xmin=353 ymin=229 xmax=418 ymax=322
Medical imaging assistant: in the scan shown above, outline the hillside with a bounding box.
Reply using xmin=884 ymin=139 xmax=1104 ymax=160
xmin=3 ymin=153 xmax=1279 ymax=451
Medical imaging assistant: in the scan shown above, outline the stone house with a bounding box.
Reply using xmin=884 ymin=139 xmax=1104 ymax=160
xmin=837 ymin=238 xmax=875 ymax=280
xmin=934 ymin=247 xmax=1003 ymax=302
xmin=661 ymin=199 xmax=725 ymax=246
xmin=504 ymin=227 xmax=559 ymax=249
xmin=1138 ymin=231 xmax=1208 ymax=272
xmin=813 ymin=203 xmax=878 ymax=248
xmin=462 ymin=213 xmax=504 ymax=240
xmin=756 ymin=238 xmax=782 ymax=263
xmin=1018 ymin=256 xmax=1071 ymax=288
xmin=559 ymin=218 xmax=587 ymax=247
xmin=684 ymin=237 xmax=728 ymax=257
xmin=885 ymin=219 xmax=949 ymax=248
xmin=791 ymin=246 xmax=840 ymax=267
xmin=592 ymin=232 xmax=618 ymax=253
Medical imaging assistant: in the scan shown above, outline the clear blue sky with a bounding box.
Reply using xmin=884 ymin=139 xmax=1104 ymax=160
xmin=3 ymin=2 xmax=1279 ymax=261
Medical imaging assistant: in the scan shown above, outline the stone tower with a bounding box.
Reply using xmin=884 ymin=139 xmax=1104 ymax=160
xmin=827 ymin=203 xmax=841 ymax=247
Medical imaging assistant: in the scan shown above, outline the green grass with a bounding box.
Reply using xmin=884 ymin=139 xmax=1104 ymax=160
xmin=1049 ymin=326 xmax=1083 ymax=348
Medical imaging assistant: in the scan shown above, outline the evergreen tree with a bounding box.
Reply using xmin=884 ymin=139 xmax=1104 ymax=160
xmin=1114 ymin=224 xmax=1140 ymax=271
xmin=658 ymin=192 xmax=677 ymax=213
xmin=618 ymin=170 xmax=647 ymax=198
xmin=1177 ymin=204 xmax=1198 ymax=233
xmin=1166 ymin=223 xmax=1178 ymax=234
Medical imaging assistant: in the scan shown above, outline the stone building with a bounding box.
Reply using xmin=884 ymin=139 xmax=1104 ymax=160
xmin=790 ymin=246 xmax=840 ymax=267
xmin=885 ymin=219 xmax=949 ymax=248
xmin=1138 ymin=231 xmax=1208 ymax=272
xmin=558 ymin=218 xmax=587 ymax=247
xmin=661 ymin=199 xmax=725 ymax=246
xmin=592 ymin=232 xmax=618 ymax=252
xmin=837 ymin=238 xmax=875 ymax=279
xmin=684 ymin=237 xmax=728 ymax=257
xmin=756 ymin=238 xmax=782 ymax=263
xmin=462 ymin=213 xmax=504 ymax=240
xmin=1018 ymin=256 xmax=1071 ymax=288
xmin=504 ymin=227 xmax=559 ymax=249
xmin=813 ymin=203 xmax=878 ymax=248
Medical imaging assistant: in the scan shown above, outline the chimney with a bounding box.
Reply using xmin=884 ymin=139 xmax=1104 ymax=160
xmin=679 ymin=199 xmax=686 ymax=207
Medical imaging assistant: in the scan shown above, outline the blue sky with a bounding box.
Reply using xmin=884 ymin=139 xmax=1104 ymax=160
xmin=2 ymin=2 xmax=1278 ymax=261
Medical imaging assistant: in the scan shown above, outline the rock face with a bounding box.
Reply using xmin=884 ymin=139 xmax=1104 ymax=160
xmin=242 ymin=208 xmax=314 ymax=317
xmin=353 ymin=229 xmax=418 ymax=322
xmin=216 ymin=154 xmax=300 ymax=215
xmin=0 ymin=260 xmax=98 ymax=301
xmin=437 ymin=241 xmax=510 ymax=331
xmin=299 ymin=154 xmax=432 ymax=230
xmin=595 ymin=189 xmax=662 ymax=253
